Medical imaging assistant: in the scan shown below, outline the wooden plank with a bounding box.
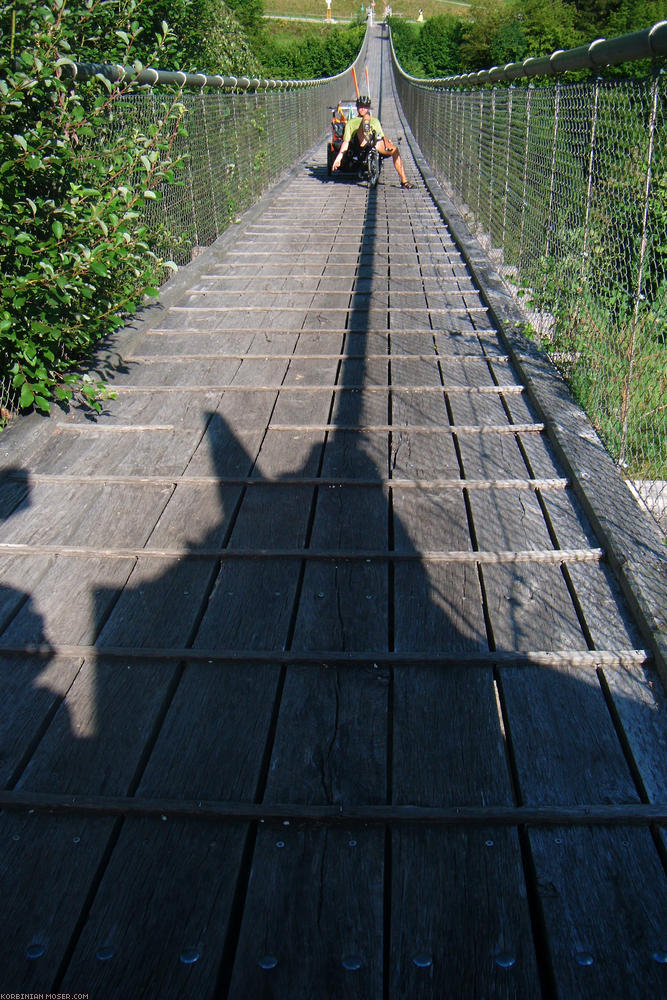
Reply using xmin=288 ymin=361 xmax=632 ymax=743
xmin=390 ymin=362 xmax=487 ymax=654
xmin=482 ymin=563 xmax=587 ymax=651
xmin=3 ymin=555 xmax=135 ymax=646
xmin=0 ymin=354 xmax=245 ymax=974
xmin=58 ymin=658 xmax=282 ymax=993
xmin=498 ymin=618 xmax=666 ymax=993
xmin=54 ymin=388 xmax=226 ymax=430
xmin=0 ymin=554 xmax=54 ymax=634
xmin=228 ymin=823 xmax=384 ymax=999
xmin=193 ymin=407 xmax=315 ymax=651
xmin=291 ymin=487 xmax=389 ymax=653
xmin=566 ymin=562 xmax=643 ymax=649
xmin=439 ymin=356 xmax=496 ymax=390
xmin=393 ymin=664 xmax=511 ymax=808
xmin=96 ymin=554 xmax=218 ymax=649
xmin=468 ymin=482 xmax=553 ymax=551
xmin=15 ymin=655 xmax=179 ymax=795
xmin=264 ymin=662 xmax=389 ymax=808
xmin=528 ymin=825 xmax=667 ymax=997
xmin=386 ymin=327 xmax=534 ymax=991
xmin=391 ymin=599 xmax=539 ymax=995
xmin=229 ymin=666 xmax=388 ymax=992
xmin=59 ymin=815 xmax=248 ymax=997
xmin=184 ymin=404 xmax=272 ymax=478
xmin=0 ymin=812 xmax=118 ymax=991
xmin=457 ymin=430 xmax=530 ymax=480
xmin=448 ymin=383 xmax=511 ymax=428
xmin=389 ymin=330 xmax=458 ymax=489
xmin=390 ymin=428 xmax=460 ymax=477
xmin=469 ymin=481 xmax=588 ymax=650
xmin=27 ymin=427 xmax=201 ymax=477
xmin=0 ymin=653 xmax=84 ymax=788
xmin=268 ymin=354 xmax=339 ymax=432
xmin=110 ymin=356 xmax=241 ymax=388
xmin=226 ymin=382 xmax=390 ymax=988
xmin=146 ymin=481 xmax=243 ymax=551
xmin=597 ymin=660 xmax=667 ymax=804
xmin=0 ymin=654 xmax=190 ymax=983
xmin=499 ymin=663 xmax=641 ymax=807
xmin=332 ymin=387 xmax=388 ymax=428
xmin=0 ymin=469 xmax=30 ymax=520
xmin=390 ymin=826 xmax=541 ymax=998
xmin=0 ymin=480 xmax=171 ymax=548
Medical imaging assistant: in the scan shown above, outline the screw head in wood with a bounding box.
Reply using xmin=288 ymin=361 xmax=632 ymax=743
xmin=412 ymin=953 xmax=433 ymax=967
xmin=180 ymin=948 xmax=200 ymax=964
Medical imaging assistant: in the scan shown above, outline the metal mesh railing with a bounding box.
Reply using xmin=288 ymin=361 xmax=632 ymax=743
xmin=392 ymin=28 xmax=666 ymax=531
xmin=112 ymin=42 xmax=369 ymax=266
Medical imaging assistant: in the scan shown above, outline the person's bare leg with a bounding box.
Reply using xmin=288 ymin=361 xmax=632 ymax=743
xmin=377 ymin=138 xmax=412 ymax=187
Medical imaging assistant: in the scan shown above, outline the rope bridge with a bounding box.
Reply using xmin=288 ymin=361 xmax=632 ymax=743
xmin=65 ymin=20 xmax=666 ymax=528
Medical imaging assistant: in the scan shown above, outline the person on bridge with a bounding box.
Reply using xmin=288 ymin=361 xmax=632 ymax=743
xmin=331 ymin=95 xmax=414 ymax=189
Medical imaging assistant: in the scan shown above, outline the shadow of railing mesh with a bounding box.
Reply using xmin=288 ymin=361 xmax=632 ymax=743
xmin=391 ymin=29 xmax=666 ymax=532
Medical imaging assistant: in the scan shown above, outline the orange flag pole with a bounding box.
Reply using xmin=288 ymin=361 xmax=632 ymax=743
xmin=351 ymin=65 xmax=360 ymax=98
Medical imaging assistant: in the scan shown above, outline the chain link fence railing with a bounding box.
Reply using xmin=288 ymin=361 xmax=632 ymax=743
xmin=392 ymin=25 xmax=666 ymax=533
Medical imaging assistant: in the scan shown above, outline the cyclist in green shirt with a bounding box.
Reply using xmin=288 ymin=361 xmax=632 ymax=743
xmin=331 ymin=96 xmax=414 ymax=189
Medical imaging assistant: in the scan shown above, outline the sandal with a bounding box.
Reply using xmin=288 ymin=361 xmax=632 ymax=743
xmin=400 ymin=180 xmax=415 ymax=189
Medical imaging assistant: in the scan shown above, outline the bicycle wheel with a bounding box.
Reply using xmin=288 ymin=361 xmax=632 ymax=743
xmin=368 ymin=149 xmax=379 ymax=188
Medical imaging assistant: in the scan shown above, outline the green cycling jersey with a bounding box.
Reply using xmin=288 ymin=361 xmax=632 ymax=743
xmin=342 ymin=115 xmax=384 ymax=144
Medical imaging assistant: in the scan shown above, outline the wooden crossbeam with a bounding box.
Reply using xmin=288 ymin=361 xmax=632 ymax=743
xmin=0 ymin=543 xmax=604 ymax=564
xmin=108 ymin=384 xmax=526 ymax=395
xmin=146 ymin=334 xmax=498 ymax=342
xmin=5 ymin=473 xmax=569 ymax=491
xmin=47 ymin=421 xmax=545 ymax=434
xmin=126 ymin=353 xmax=511 ymax=362
xmin=0 ymin=645 xmax=650 ymax=669
xmin=0 ymin=789 xmax=663 ymax=828
xmin=167 ymin=305 xmax=490 ymax=314
xmin=265 ymin=422 xmax=544 ymax=433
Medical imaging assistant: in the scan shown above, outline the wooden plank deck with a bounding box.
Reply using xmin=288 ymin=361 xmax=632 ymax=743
xmin=0 ymin=25 xmax=665 ymax=999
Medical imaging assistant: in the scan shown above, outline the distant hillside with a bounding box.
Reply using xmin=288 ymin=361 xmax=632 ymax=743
xmin=262 ymin=0 xmax=471 ymax=22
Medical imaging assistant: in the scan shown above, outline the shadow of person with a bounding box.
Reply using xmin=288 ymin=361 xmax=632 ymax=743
xmin=0 ymin=467 xmax=66 ymax=791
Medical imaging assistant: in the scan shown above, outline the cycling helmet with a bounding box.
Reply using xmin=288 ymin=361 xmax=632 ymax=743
xmin=356 ymin=95 xmax=372 ymax=108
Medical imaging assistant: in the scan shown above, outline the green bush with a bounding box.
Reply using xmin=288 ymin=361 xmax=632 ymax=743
xmin=251 ymin=21 xmax=365 ymax=79
xmin=386 ymin=16 xmax=424 ymax=76
xmin=416 ymin=15 xmax=463 ymax=77
xmin=0 ymin=0 xmax=188 ymax=414
xmin=146 ymin=0 xmax=263 ymax=75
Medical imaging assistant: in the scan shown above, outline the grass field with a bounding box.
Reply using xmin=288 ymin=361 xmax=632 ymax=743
xmin=263 ymin=0 xmax=471 ymax=22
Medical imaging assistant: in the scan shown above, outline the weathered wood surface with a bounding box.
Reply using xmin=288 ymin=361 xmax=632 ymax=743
xmin=0 ymin=24 xmax=664 ymax=999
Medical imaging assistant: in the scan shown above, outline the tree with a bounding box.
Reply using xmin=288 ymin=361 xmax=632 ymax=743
xmin=416 ymin=15 xmax=464 ymax=77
